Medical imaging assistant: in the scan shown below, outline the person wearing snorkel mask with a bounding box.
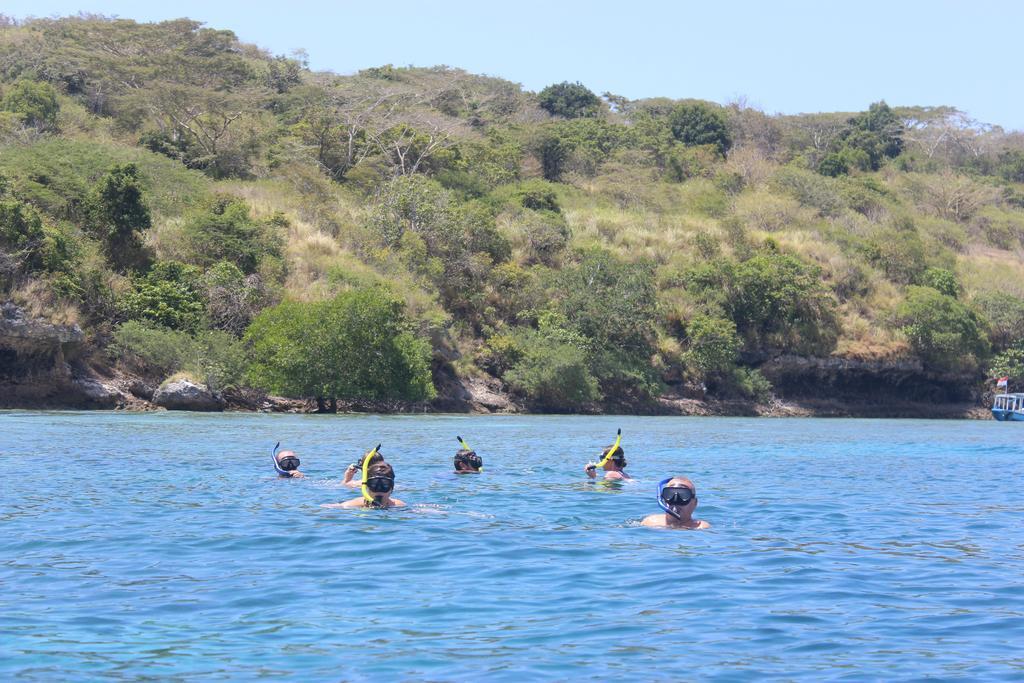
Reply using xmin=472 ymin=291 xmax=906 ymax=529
xmin=642 ymin=476 xmax=710 ymax=529
xmin=273 ymin=447 xmax=305 ymax=478
xmin=339 ymin=462 xmax=406 ymax=509
xmin=342 ymin=448 xmax=385 ymax=489
xmin=454 ymin=448 xmax=483 ymax=474
xmin=584 ymin=444 xmax=630 ymax=480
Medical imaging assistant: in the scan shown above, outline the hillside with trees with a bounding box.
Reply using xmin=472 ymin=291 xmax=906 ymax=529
xmin=2 ymin=15 xmax=1024 ymax=414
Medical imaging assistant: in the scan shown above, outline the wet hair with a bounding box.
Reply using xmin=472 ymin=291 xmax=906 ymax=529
xmin=454 ymin=449 xmax=482 ymax=471
xmin=602 ymin=445 xmax=626 ymax=468
xmin=367 ymin=461 xmax=395 ymax=481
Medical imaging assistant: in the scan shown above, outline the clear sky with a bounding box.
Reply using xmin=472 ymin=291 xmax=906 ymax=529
xmin=5 ymin=0 xmax=1023 ymax=130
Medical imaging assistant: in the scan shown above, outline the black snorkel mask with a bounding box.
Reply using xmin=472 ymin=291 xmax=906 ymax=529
xmin=272 ymin=442 xmax=300 ymax=475
xmin=658 ymin=478 xmax=695 ymax=520
xmin=365 ymin=476 xmax=395 ymax=494
xmin=454 ymin=436 xmax=483 ymax=472
xmin=455 ymin=451 xmax=482 ymax=472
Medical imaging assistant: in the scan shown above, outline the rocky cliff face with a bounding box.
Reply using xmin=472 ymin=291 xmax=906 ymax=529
xmin=757 ymin=354 xmax=978 ymax=403
xmin=0 ymin=303 xmax=128 ymax=408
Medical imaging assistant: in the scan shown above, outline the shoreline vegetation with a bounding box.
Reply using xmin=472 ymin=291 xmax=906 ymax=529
xmin=2 ymin=17 xmax=1024 ymax=418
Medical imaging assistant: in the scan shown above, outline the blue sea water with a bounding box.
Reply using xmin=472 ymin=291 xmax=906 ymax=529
xmin=1 ymin=412 xmax=1023 ymax=681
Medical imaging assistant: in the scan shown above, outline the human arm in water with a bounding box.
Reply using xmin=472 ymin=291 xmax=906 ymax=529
xmin=342 ymin=463 xmax=360 ymax=488
xmin=584 ymin=462 xmax=598 ymax=479
xmin=338 ymin=496 xmax=406 ymax=509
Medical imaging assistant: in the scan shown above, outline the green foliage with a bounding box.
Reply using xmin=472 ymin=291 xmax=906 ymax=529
xmin=552 ymin=250 xmax=660 ymax=395
xmin=511 ymin=179 xmax=561 ymax=213
xmin=668 ymin=102 xmax=732 ymax=156
xmin=537 ymin=81 xmax=601 ymax=119
xmin=988 ymin=345 xmax=1024 ymax=384
xmin=920 ymin=267 xmax=960 ymax=298
xmin=180 ymin=196 xmax=282 ymax=274
xmin=862 ymin=227 xmax=928 ymax=285
xmin=0 ymin=139 xmax=210 ymax=221
xmin=897 ymin=286 xmax=990 ymax=373
xmin=520 ymin=210 xmax=570 ymax=265
xmin=683 ymin=315 xmax=741 ymax=375
xmin=245 ymin=288 xmax=435 ymax=401
xmin=111 ymin=320 xmax=246 ymax=390
xmin=973 ymin=292 xmax=1024 ymax=351
xmin=86 ymin=163 xmax=152 ymax=272
xmin=504 ymin=328 xmax=600 ymax=410
xmin=842 ymin=101 xmax=904 ymax=170
xmin=0 ymin=194 xmax=77 ymax=286
xmin=121 ymin=260 xmax=206 ymax=332
xmin=997 ymin=150 xmax=1024 ymax=183
xmin=203 ymin=260 xmax=271 ymax=336
xmin=685 ymin=252 xmax=839 ymax=356
xmin=1 ymin=79 xmax=59 ymax=129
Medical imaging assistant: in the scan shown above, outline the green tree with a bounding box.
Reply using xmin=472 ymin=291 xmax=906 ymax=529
xmin=537 ymin=81 xmax=601 ymax=119
xmin=840 ymin=101 xmax=904 ymax=170
xmin=86 ymin=163 xmax=152 ymax=272
xmin=668 ymin=102 xmax=732 ymax=156
xmin=685 ymin=252 xmax=839 ymax=355
xmin=897 ymin=286 xmax=990 ymax=373
xmin=1 ymin=79 xmax=59 ymax=130
xmin=120 ymin=261 xmax=206 ymax=332
xmin=245 ymin=287 xmax=435 ymax=406
xmin=683 ymin=315 xmax=741 ymax=375
xmin=920 ymin=267 xmax=960 ymax=298
xmin=553 ymin=250 xmax=660 ymax=396
xmin=180 ymin=196 xmax=282 ymax=274
xmin=504 ymin=331 xmax=600 ymax=411
xmin=973 ymin=291 xmax=1024 ymax=351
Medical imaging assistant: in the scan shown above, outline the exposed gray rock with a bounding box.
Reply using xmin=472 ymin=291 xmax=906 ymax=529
xmin=153 ymin=379 xmax=225 ymax=412
xmin=70 ymin=377 xmax=123 ymax=409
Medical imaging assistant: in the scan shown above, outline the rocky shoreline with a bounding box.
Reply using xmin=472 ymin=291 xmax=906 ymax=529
xmin=0 ymin=303 xmax=994 ymax=419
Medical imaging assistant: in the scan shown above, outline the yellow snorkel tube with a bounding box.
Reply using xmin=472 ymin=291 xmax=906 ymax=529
xmin=361 ymin=443 xmax=382 ymax=505
xmin=456 ymin=435 xmax=483 ymax=472
xmin=596 ymin=428 xmax=622 ymax=467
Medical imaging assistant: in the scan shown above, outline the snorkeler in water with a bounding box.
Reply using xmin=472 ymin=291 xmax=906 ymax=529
xmin=641 ymin=476 xmax=710 ymax=529
xmin=337 ymin=461 xmax=406 ymax=509
xmin=342 ymin=447 xmax=385 ymax=488
xmin=454 ymin=435 xmax=483 ymax=474
xmin=272 ymin=443 xmax=305 ymax=478
xmin=584 ymin=429 xmax=630 ymax=480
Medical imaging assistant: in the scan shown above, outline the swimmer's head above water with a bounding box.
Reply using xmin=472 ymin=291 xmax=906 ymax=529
xmin=642 ymin=476 xmax=709 ymax=529
xmin=272 ymin=443 xmax=304 ymax=478
xmin=454 ymin=436 xmax=483 ymax=473
xmin=585 ymin=430 xmax=628 ymax=479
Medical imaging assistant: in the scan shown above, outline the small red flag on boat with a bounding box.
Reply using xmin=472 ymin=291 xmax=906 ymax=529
xmin=997 ymin=377 xmax=1008 ymax=388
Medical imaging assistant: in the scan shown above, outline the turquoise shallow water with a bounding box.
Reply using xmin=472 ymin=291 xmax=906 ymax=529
xmin=1 ymin=412 xmax=1023 ymax=681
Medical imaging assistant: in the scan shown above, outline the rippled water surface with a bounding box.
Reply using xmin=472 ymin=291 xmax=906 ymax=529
xmin=2 ymin=412 xmax=1023 ymax=680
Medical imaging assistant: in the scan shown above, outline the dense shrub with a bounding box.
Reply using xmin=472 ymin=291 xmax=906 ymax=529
xmin=504 ymin=330 xmax=600 ymax=410
xmin=111 ymin=320 xmax=246 ymax=390
xmin=120 ymin=261 xmax=206 ymax=332
xmin=685 ymin=252 xmax=839 ymax=356
xmin=1 ymin=79 xmax=59 ymax=130
xmin=973 ymin=292 xmax=1024 ymax=351
xmin=897 ymin=286 xmax=990 ymax=373
xmin=537 ymin=81 xmax=601 ymax=119
xmin=86 ymin=163 xmax=152 ymax=272
xmin=180 ymin=197 xmax=283 ymax=274
xmin=245 ymin=287 xmax=435 ymax=402
xmin=683 ymin=315 xmax=741 ymax=375
xmin=668 ymin=102 xmax=732 ymax=156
